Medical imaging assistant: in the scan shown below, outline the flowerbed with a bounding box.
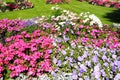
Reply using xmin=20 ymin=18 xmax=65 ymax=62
xmin=46 ymin=0 xmax=70 ymax=4
xmin=80 ymin=0 xmax=120 ymax=9
xmin=0 ymin=6 xmax=120 ymax=80
xmin=0 ymin=0 xmax=33 ymax=12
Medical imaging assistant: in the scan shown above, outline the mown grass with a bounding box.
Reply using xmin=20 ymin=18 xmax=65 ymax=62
xmin=0 ymin=0 xmax=119 ymax=24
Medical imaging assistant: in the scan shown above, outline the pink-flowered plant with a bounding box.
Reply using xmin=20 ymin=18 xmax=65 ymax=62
xmin=0 ymin=30 xmax=54 ymax=78
xmin=46 ymin=0 xmax=70 ymax=4
xmin=0 ymin=19 xmax=24 ymax=33
xmin=0 ymin=19 xmax=24 ymax=44
xmin=88 ymin=0 xmax=120 ymax=8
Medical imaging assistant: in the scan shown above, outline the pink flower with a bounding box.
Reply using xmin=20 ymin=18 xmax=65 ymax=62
xmin=25 ymin=33 xmax=31 ymax=38
xmin=40 ymin=60 xmax=53 ymax=72
xmin=0 ymin=66 xmax=4 ymax=72
xmin=0 ymin=74 xmax=2 ymax=78
xmin=51 ymin=28 xmax=56 ymax=33
xmin=77 ymin=31 xmax=80 ymax=35
xmin=44 ymin=53 xmax=50 ymax=59
xmin=21 ymin=31 xmax=27 ymax=35
xmin=79 ymin=25 xmax=84 ymax=29
xmin=10 ymin=71 xmax=19 ymax=78
xmin=28 ymin=68 xmax=36 ymax=76
xmin=66 ymin=28 xmax=70 ymax=31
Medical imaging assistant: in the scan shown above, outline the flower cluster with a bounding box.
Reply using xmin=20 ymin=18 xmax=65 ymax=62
xmin=48 ymin=25 xmax=120 ymax=80
xmin=0 ymin=19 xmax=24 ymax=44
xmin=0 ymin=0 xmax=34 ymax=12
xmin=0 ymin=30 xmax=53 ymax=78
xmin=52 ymin=46 xmax=120 ymax=80
xmin=89 ymin=0 xmax=120 ymax=8
xmin=46 ymin=0 xmax=70 ymax=4
xmin=0 ymin=19 xmax=24 ymax=33
xmin=15 ymin=0 xmax=34 ymax=10
xmin=80 ymin=12 xmax=103 ymax=27
xmin=0 ymin=6 xmax=120 ymax=80
xmin=50 ymin=6 xmax=103 ymax=28
xmin=23 ymin=16 xmax=47 ymax=27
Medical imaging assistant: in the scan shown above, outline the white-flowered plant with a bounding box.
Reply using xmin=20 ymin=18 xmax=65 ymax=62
xmin=80 ymin=12 xmax=103 ymax=28
xmin=51 ymin=6 xmax=103 ymax=28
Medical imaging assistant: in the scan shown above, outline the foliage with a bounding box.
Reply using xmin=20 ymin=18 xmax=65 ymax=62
xmin=0 ymin=6 xmax=119 ymax=80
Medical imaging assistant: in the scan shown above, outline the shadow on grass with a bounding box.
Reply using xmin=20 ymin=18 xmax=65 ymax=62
xmin=104 ymin=9 xmax=120 ymax=23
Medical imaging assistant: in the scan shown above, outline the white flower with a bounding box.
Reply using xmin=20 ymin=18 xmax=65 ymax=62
xmin=89 ymin=14 xmax=103 ymax=27
xmin=80 ymin=12 xmax=103 ymax=28
xmin=59 ymin=22 xmax=65 ymax=26
xmin=53 ymin=41 xmax=57 ymax=46
xmin=83 ymin=18 xmax=90 ymax=23
xmin=79 ymin=78 xmax=83 ymax=80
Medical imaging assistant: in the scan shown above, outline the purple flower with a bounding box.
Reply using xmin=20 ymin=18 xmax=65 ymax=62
xmin=117 ymin=61 xmax=120 ymax=68
xmin=103 ymin=62 xmax=108 ymax=67
xmin=114 ymin=60 xmax=118 ymax=66
xmin=68 ymin=57 xmax=73 ymax=63
xmin=102 ymin=55 xmax=107 ymax=61
xmin=78 ymin=73 xmax=82 ymax=77
xmin=41 ymin=22 xmax=52 ymax=28
xmin=47 ymin=49 xmax=52 ymax=54
xmin=94 ymin=71 xmax=101 ymax=79
xmin=112 ymin=66 xmax=116 ymax=72
xmin=92 ymin=55 xmax=98 ymax=63
xmin=53 ymin=57 xmax=57 ymax=64
xmin=82 ymin=51 xmax=88 ymax=58
xmin=105 ymin=78 xmax=109 ymax=80
xmin=110 ymin=62 xmax=114 ymax=67
xmin=79 ymin=68 xmax=85 ymax=73
xmin=84 ymin=76 xmax=89 ymax=80
xmin=57 ymin=60 xmax=62 ymax=66
xmin=61 ymin=50 xmax=67 ymax=55
xmin=51 ymin=71 xmax=56 ymax=77
xmin=111 ymin=50 xmax=116 ymax=54
xmin=72 ymin=70 xmax=78 ymax=80
xmin=78 ymin=56 xmax=83 ymax=62
xmin=112 ymin=54 xmax=117 ymax=59
xmin=70 ymin=62 xmax=73 ymax=67
xmin=93 ymin=64 xmax=101 ymax=79
xmin=24 ymin=19 xmax=36 ymax=27
xmin=94 ymin=64 xmax=100 ymax=72
xmin=55 ymin=68 xmax=59 ymax=72
xmin=85 ymin=61 xmax=91 ymax=68
xmin=114 ymin=73 xmax=120 ymax=80
xmin=56 ymin=38 xmax=62 ymax=43
xmin=80 ymin=64 xmax=87 ymax=72
xmin=114 ymin=60 xmax=120 ymax=68
xmin=106 ymin=43 xmax=109 ymax=47
xmin=63 ymin=35 xmax=69 ymax=41
xmin=101 ymin=69 xmax=106 ymax=77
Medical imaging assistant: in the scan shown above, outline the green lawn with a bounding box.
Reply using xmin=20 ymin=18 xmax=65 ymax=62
xmin=0 ymin=0 xmax=118 ymax=24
